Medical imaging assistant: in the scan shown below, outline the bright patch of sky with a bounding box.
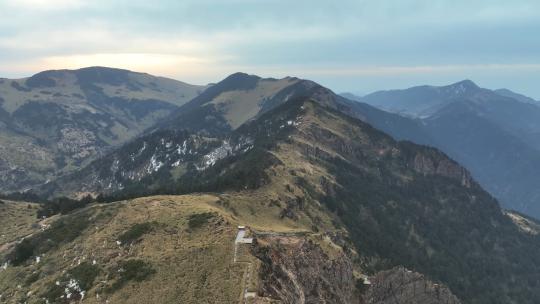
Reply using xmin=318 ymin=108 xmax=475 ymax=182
xmin=0 ymin=0 xmax=539 ymax=98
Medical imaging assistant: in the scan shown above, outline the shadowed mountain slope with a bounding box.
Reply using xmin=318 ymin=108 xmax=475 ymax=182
xmin=0 ymin=67 xmax=206 ymax=192
xmin=41 ymin=94 xmax=540 ymax=303
xmin=40 ymin=73 xmax=434 ymax=197
xmin=358 ymin=81 xmax=540 ymax=219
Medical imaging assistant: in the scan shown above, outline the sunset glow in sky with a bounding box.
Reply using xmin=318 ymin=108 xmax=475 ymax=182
xmin=1 ymin=0 xmax=539 ymax=97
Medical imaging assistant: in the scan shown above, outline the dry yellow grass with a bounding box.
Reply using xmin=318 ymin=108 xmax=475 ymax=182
xmin=0 ymin=120 xmax=352 ymax=304
xmin=209 ymin=78 xmax=299 ymax=129
xmin=0 ymin=193 xmax=314 ymax=304
xmin=0 ymin=201 xmax=41 ymax=251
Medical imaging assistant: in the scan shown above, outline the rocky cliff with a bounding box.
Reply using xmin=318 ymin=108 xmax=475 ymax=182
xmin=365 ymin=267 xmax=461 ymax=304
xmin=251 ymin=234 xmax=462 ymax=304
xmin=253 ymin=235 xmax=359 ymax=304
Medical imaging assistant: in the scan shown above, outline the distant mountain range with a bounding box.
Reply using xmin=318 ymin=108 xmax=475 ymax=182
xmin=40 ymin=72 xmax=434 ymax=197
xmin=3 ymin=69 xmax=540 ymax=303
xmin=350 ymin=82 xmax=540 ymax=219
xmin=3 ymin=67 xmax=540 ymax=219
xmin=0 ymin=67 xmax=206 ymax=193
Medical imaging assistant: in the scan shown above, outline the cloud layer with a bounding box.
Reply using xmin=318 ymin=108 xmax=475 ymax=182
xmin=0 ymin=0 xmax=539 ymax=97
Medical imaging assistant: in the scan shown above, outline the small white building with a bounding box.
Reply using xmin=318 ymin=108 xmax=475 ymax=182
xmin=235 ymin=226 xmax=253 ymax=244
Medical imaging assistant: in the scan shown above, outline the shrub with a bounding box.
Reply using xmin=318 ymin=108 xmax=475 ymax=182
xmin=187 ymin=212 xmax=214 ymax=229
xmin=36 ymin=196 xmax=93 ymax=218
xmin=42 ymin=262 xmax=100 ymax=302
xmin=9 ymin=239 xmax=35 ymax=266
xmin=7 ymin=213 xmax=90 ymax=265
xmin=25 ymin=271 xmax=41 ymax=285
xmin=68 ymin=262 xmax=100 ymax=290
xmin=42 ymin=282 xmax=64 ymax=303
xmin=118 ymin=222 xmax=155 ymax=245
xmin=107 ymin=259 xmax=155 ymax=292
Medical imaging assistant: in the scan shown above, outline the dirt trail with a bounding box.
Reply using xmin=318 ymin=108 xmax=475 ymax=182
xmin=233 ymin=227 xmax=256 ymax=303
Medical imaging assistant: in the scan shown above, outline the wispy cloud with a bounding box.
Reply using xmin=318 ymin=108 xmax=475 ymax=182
xmin=3 ymin=0 xmax=86 ymax=11
xmin=0 ymin=0 xmax=538 ymax=96
xmin=290 ymin=64 xmax=540 ymax=77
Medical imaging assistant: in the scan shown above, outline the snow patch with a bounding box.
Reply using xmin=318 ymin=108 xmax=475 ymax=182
xmin=197 ymin=137 xmax=254 ymax=171
xmin=287 ymin=118 xmax=301 ymax=127
xmin=131 ymin=142 xmax=147 ymax=161
xmin=200 ymin=141 xmax=233 ymax=169
xmin=65 ymin=278 xmax=84 ymax=300
xmin=148 ymin=154 xmax=164 ymax=173
xmin=177 ymin=140 xmax=188 ymax=155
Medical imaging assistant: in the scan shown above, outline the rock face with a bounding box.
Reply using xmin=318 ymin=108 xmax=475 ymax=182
xmin=251 ymin=235 xmax=462 ymax=304
xmin=252 ymin=235 xmax=360 ymax=304
xmin=364 ymin=267 xmax=461 ymax=304
xmin=412 ymin=152 xmax=472 ymax=187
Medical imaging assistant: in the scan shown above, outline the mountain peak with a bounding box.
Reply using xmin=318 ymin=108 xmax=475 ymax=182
xmin=23 ymin=66 xmax=137 ymax=88
xmin=207 ymin=72 xmax=261 ymax=92
xmin=444 ymin=79 xmax=480 ymax=95
xmin=340 ymin=92 xmax=363 ymax=102
xmin=223 ymin=72 xmax=261 ymax=82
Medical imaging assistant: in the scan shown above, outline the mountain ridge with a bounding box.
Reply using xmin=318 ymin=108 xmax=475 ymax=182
xmin=0 ymin=66 xmax=207 ymax=193
xmin=38 ymin=72 xmax=435 ymax=197
xmin=108 ymin=96 xmax=540 ymax=303
xmin=355 ymin=81 xmax=540 ymax=219
xmin=4 ymin=71 xmax=540 ymax=303
xmin=359 ymin=79 xmax=484 ymax=118
xmin=494 ymin=88 xmax=539 ymax=105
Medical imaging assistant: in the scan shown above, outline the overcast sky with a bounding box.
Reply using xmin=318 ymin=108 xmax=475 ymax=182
xmin=0 ymin=0 xmax=539 ymax=98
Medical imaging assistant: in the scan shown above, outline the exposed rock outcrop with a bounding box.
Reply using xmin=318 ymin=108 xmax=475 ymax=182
xmin=252 ymin=235 xmax=462 ymax=304
xmin=364 ymin=267 xmax=461 ymax=304
xmin=252 ymin=235 xmax=360 ymax=304
xmin=412 ymin=152 xmax=472 ymax=187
